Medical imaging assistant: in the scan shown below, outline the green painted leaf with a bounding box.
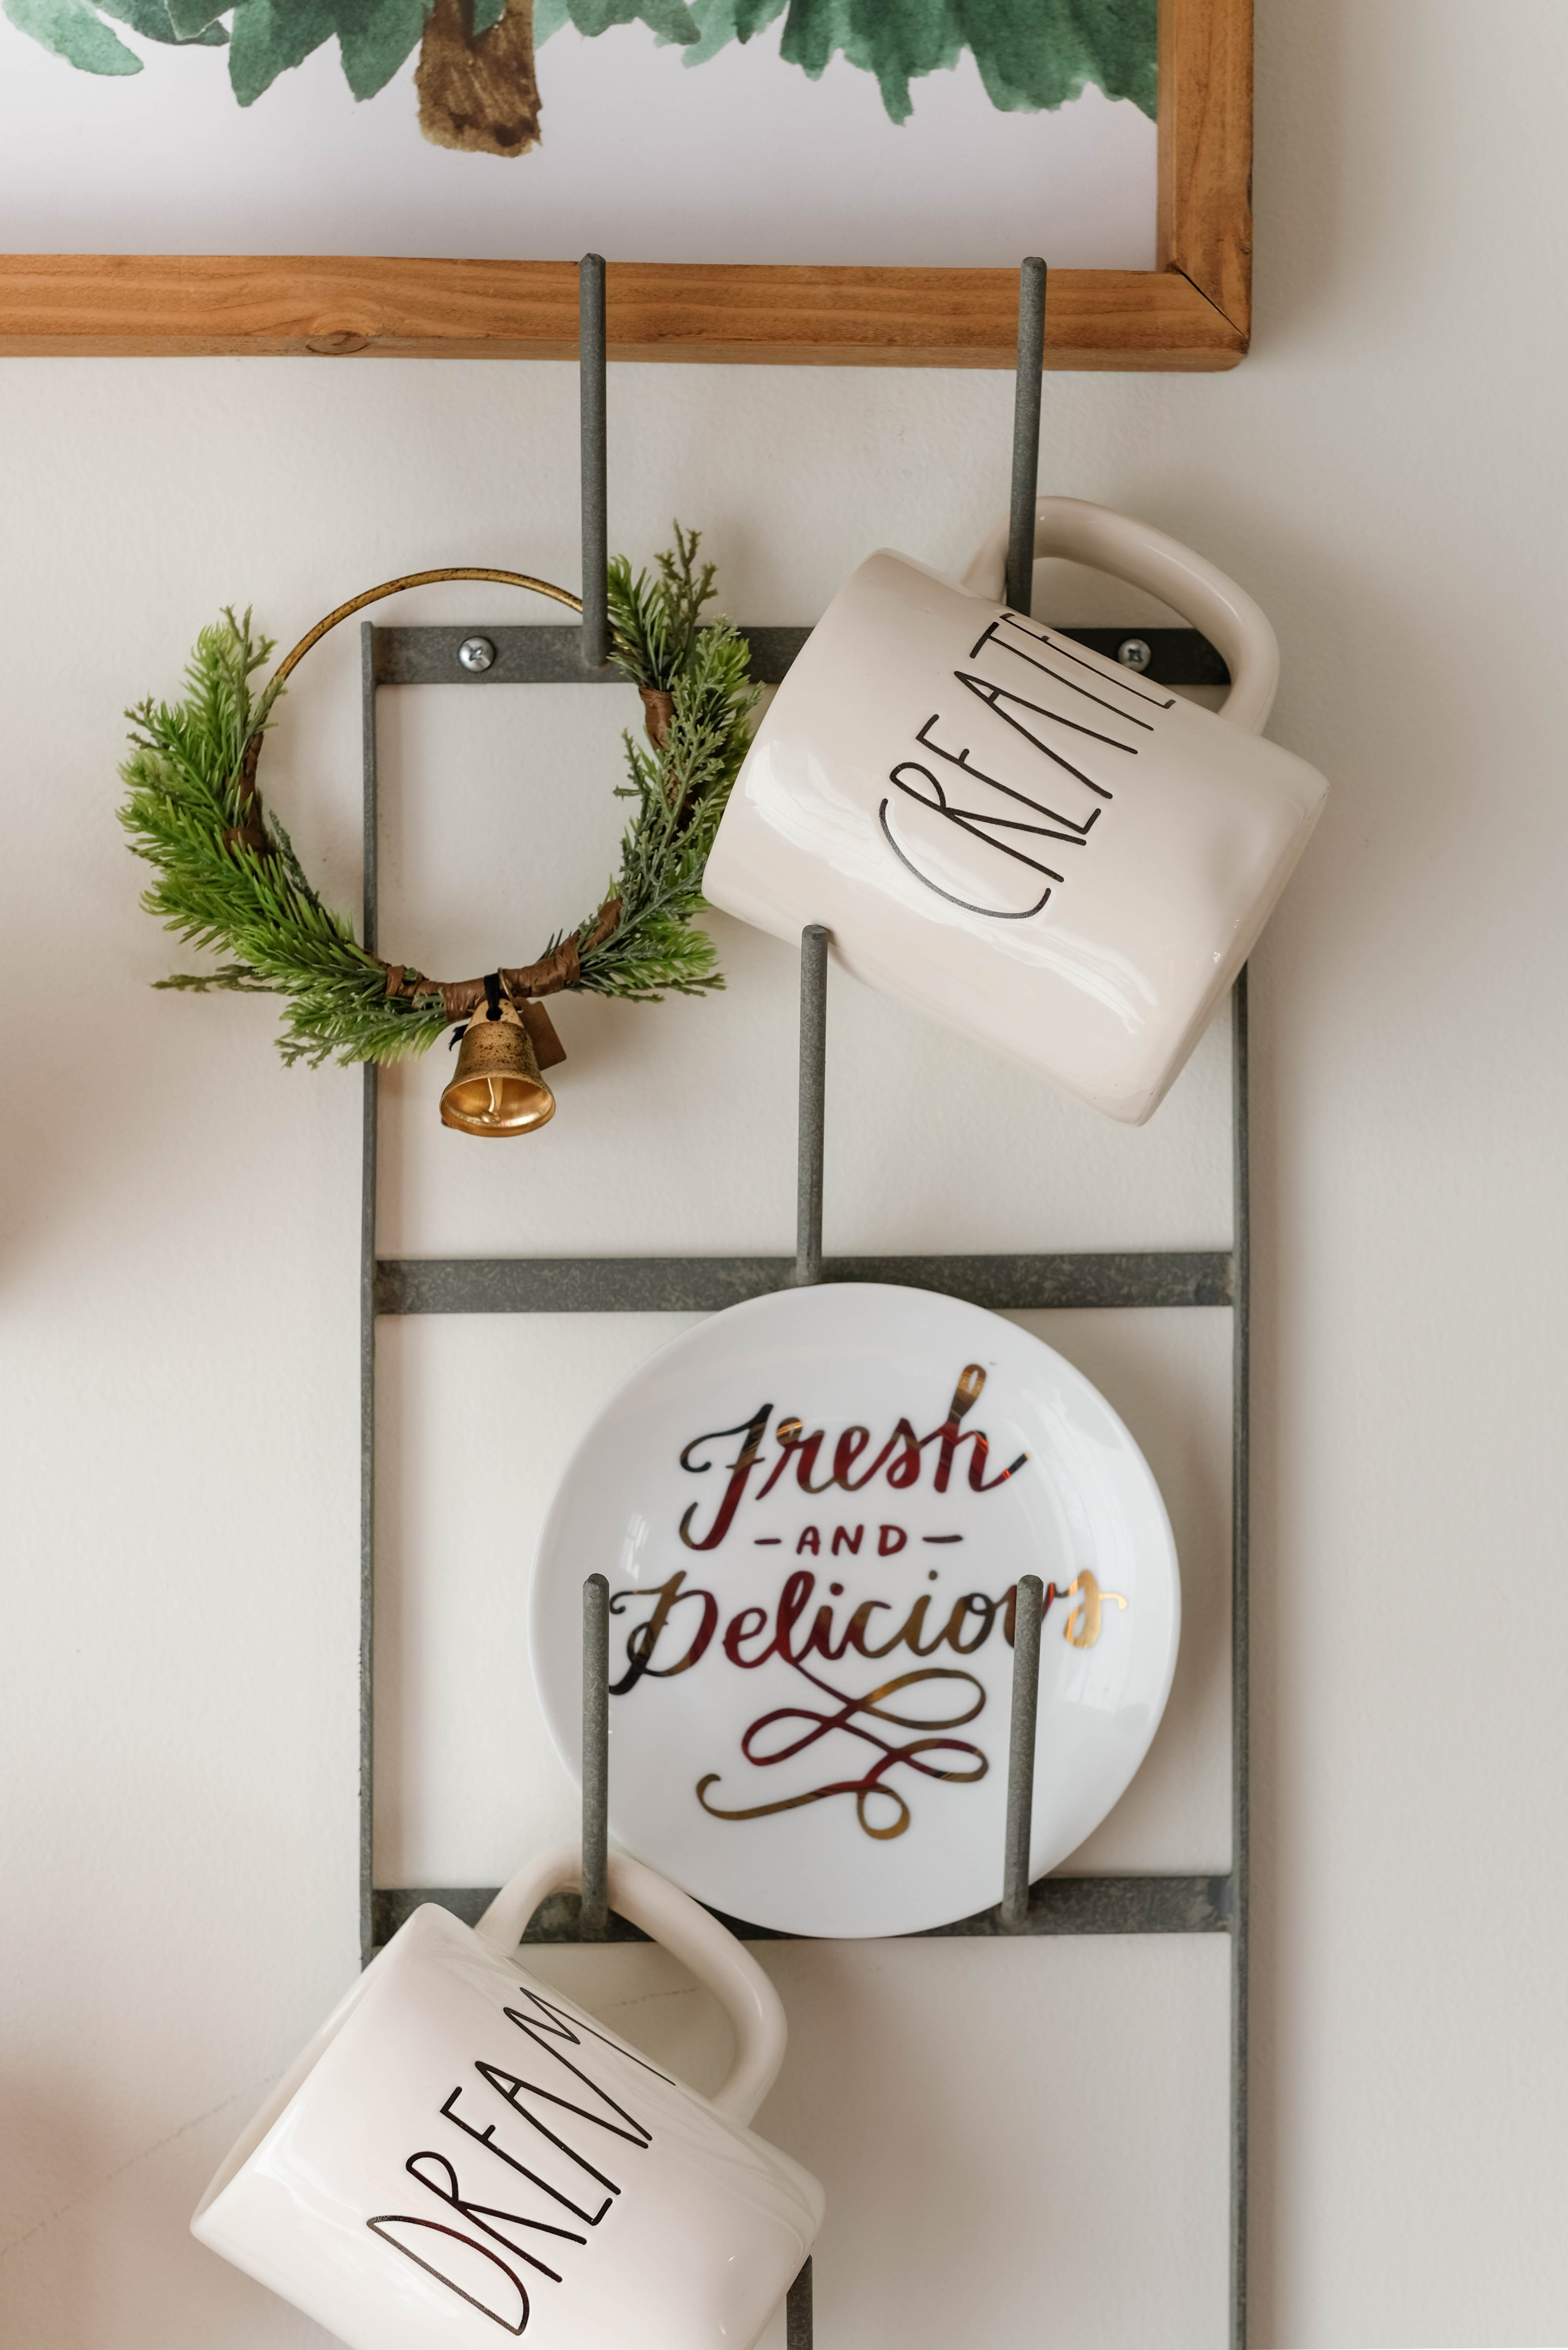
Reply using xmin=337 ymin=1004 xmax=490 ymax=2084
xmin=685 ymin=0 xmax=1156 ymax=123
xmin=471 ymin=0 xmax=505 ymax=34
xmin=227 ymin=0 xmax=334 ymax=100
xmin=777 ymin=0 xmax=957 ymax=121
xmin=231 ymin=0 xmax=430 ymax=99
xmin=333 ymin=0 xmax=423 ymax=97
xmin=2 ymin=0 xmax=142 ymax=71
xmin=679 ymin=0 xmax=775 ymax=62
xmin=532 ymin=0 xmax=566 ymax=36
xmin=97 ymin=0 xmax=227 ymax=43
xmin=960 ymin=0 xmax=1157 ymax=119
xmin=728 ymin=0 xmax=784 ymax=39
xmin=163 ymin=0 xmax=229 ymax=34
xmin=565 ymin=0 xmax=698 ymax=48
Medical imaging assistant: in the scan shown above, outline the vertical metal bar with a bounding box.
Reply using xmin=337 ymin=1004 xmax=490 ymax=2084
xmin=359 ymin=621 xmax=379 ymax=1971
xmin=581 ymin=1572 xmax=610 ymax=1938
xmin=1006 ymin=257 xmax=1047 ymax=615
xmin=795 ymin=924 xmax=829 ymax=1286
xmin=1230 ymin=967 xmax=1251 ymax=2350
xmin=579 ymin=254 xmax=609 ymax=669
xmin=786 ymin=2257 xmax=813 ymax=2350
xmin=1001 ymin=1572 xmax=1044 ymax=1928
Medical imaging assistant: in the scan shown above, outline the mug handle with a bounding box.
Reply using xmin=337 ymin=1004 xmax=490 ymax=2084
xmin=959 ymin=494 xmax=1279 ymax=737
xmin=473 ymin=1843 xmax=788 ymax=2130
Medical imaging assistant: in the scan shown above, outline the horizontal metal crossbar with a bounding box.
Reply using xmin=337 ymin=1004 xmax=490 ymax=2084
xmin=375 ymin=1251 xmax=1233 ymax=1316
xmin=372 ymin=622 xmax=812 ymax=687
xmin=370 ymin=622 xmax=1228 ymax=691
xmin=377 ymin=1251 xmax=1233 ymax=1315
xmin=371 ymin=1872 xmax=1231 ymax=1951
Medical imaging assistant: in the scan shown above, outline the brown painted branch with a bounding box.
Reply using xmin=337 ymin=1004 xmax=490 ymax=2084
xmin=417 ymin=0 xmax=541 ymax=158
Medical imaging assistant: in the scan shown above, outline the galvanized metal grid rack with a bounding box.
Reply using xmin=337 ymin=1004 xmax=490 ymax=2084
xmin=358 ymin=257 xmax=1251 ymax=2348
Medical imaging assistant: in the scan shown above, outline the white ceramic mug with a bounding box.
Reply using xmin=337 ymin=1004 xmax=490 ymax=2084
xmin=704 ymin=497 xmax=1328 ymax=1124
xmin=192 ymin=1845 xmax=823 ymax=2349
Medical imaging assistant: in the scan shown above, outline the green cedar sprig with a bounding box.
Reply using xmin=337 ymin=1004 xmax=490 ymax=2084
xmin=581 ymin=612 xmax=757 ymax=1000
xmin=605 ymin=519 xmax=718 ymax=691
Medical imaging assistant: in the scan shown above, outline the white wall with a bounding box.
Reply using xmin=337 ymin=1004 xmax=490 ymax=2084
xmin=5 ymin=4 xmax=1568 ymax=2343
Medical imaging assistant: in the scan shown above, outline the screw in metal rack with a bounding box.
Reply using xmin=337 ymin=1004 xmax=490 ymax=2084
xmin=458 ymin=636 xmax=496 ymax=673
xmin=1117 ymin=637 xmax=1153 ymax=673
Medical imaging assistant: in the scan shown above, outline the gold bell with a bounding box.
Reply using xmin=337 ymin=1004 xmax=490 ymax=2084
xmin=440 ymin=989 xmax=556 ymax=1136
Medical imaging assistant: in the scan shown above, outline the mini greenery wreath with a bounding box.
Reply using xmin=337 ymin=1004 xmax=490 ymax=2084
xmin=118 ymin=525 xmax=758 ymax=1069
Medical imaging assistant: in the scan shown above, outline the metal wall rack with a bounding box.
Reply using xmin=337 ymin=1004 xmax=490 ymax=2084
xmin=359 ymin=257 xmax=1250 ymax=2348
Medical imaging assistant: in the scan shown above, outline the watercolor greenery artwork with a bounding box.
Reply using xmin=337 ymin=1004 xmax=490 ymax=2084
xmin=1 ymin=0 xmax=1156 ymax=159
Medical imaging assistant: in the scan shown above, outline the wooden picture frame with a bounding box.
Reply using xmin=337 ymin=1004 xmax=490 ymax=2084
xmin=0 ymin=0 xmax=1249 ymax=367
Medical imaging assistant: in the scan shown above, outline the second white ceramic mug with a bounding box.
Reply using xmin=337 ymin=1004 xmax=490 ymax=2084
xmin=192 ymin=1845 xmax=823 ymax=2349
xmin=704 ymin=496 xmax=1328 ymax=1124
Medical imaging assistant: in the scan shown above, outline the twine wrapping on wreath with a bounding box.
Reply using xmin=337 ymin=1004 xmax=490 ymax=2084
xmin=639 ymin=687 xmax=676 ymax=747
xmin=377 ymin=894 xmax=624 ymax=1019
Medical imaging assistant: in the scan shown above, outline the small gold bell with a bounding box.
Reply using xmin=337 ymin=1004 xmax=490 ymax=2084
xmin=439 ymin=986 xmax=556 ymax=1136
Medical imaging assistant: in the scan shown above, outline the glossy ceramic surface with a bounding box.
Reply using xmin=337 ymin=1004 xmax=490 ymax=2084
xmin=704 ymin=496 xmax=1328 ymax=1125
xmin=192 ymin=1846 xmax=822 ymax=2350
xmin=530 ymin=1285 xmax=1180 ymax=1938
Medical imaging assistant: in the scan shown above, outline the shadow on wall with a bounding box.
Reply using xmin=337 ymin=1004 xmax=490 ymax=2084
xmin=0 ymin=2080 xmax=95 ymax=2346
xmin=1250 ymin=0 xmax=1359 ymax=356
xmin=0 ymin=2072 xmax=346 ymax=2347
xmin=0 ymin=942 xmax=352 ymax=1287
xmin=1237 ymin=6 xmax=1506 ymax=2340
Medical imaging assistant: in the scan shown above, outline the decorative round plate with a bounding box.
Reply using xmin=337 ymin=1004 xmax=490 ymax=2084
xmin=530 ymin=1284 xmax=1179 ymax=1938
